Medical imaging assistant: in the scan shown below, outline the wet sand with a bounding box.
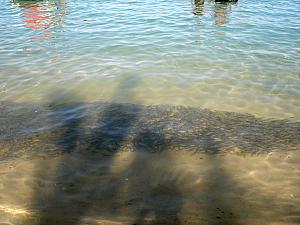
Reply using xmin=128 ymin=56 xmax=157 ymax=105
xmin=0 ymin=102 xmax=299 ymax=224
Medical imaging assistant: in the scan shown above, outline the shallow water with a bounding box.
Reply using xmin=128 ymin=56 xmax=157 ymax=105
xmin=0 ymin=0 xmax=299 ymax=119
xmin=0 ymin=0 xmax=300 ymax=224
xmin=1 ymin=150 xmax=300 ymax=225
xmin=0 ymin=102 xmax=300 ymax=224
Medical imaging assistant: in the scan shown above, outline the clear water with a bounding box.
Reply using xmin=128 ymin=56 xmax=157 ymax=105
xmin=1 ymin=0 xmax=299 ymax=120
xmin=1 ymin=1 xmax=300 ymax=224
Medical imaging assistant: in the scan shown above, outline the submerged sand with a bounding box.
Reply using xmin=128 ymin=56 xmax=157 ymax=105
xmin=0 ymin=102 xmax=299 ymax=225
xmin=0 ymin=150 xmax=299 ymax=225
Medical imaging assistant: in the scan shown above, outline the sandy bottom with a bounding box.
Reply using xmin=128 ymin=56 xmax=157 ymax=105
xmin=0 ymin=149 xmax=299 ymax=225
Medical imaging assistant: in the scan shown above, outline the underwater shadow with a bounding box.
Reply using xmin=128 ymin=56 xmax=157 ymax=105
xmin=31 ymin=84 xmax=143 ymax=224
xmin=1 ymin=98 xmax=299 ymax=224
xmin=34 ymin=105 xmax=141 ymax=224
xmin=130 ymin=129 xmax=183 ymax=224
xmin=32 ymin=104 xmax=186 ymax=224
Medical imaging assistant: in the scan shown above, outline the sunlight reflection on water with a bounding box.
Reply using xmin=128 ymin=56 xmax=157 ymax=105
xmin=1 ymin=0 xmax=299 ymax=120
xmin=1 ymin=1 xmax=300 ymax=224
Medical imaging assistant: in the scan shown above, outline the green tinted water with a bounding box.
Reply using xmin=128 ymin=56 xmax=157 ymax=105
xmin=1 ymin=1 xmax=300 ymax=224
xmin=0 ymin=0 xmax=299 ymax=119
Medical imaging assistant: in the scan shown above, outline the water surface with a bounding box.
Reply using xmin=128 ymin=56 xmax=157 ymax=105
xmin=0 ymin=0 xmax=299 ymax=119
xmin=0 ymin=0 xmax=300 ymax=224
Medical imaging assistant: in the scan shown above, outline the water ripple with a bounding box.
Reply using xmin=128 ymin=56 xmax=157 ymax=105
xmin=0 ymin=0 xmax=299 ymax=120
